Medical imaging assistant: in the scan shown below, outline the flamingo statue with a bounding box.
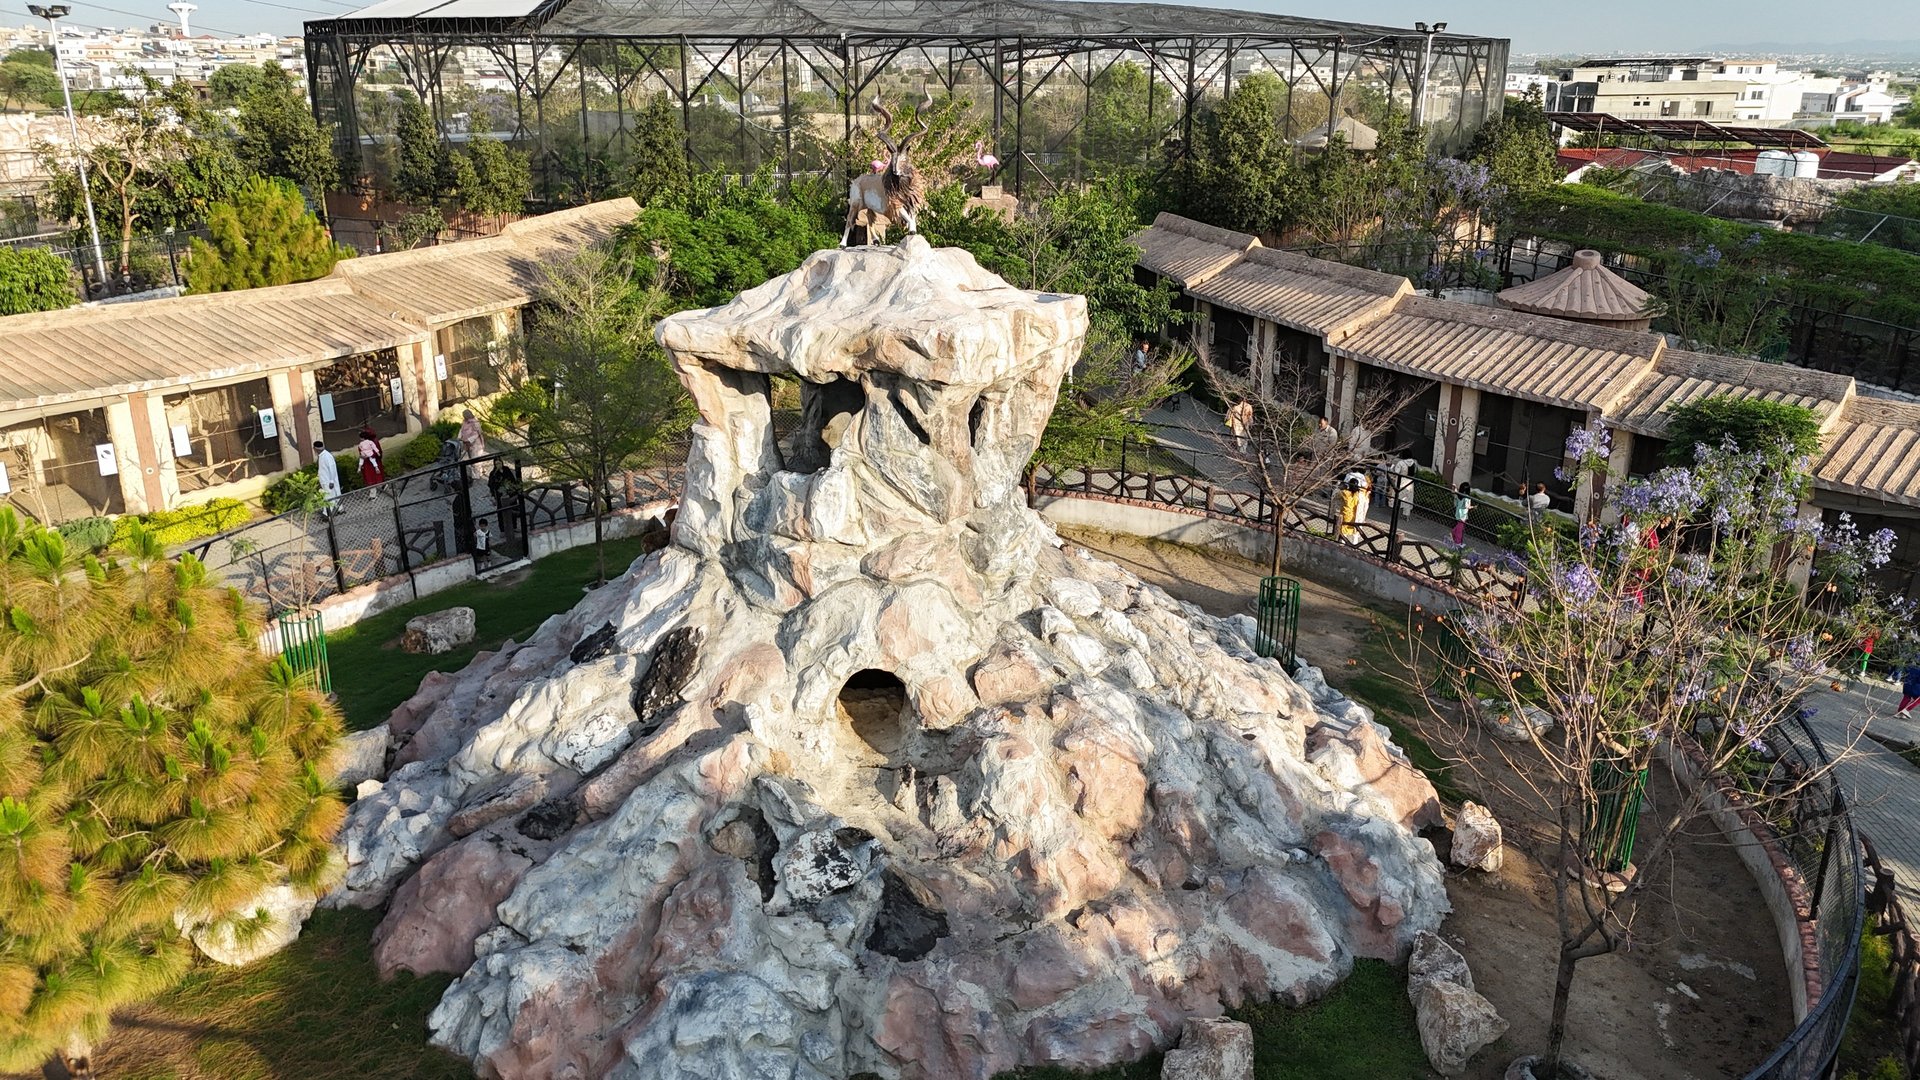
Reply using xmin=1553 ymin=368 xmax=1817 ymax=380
xmin=973 ymin=139 xmax=1001 ymax=171
xmin=870 ymin=159 xmax=887 ymax=173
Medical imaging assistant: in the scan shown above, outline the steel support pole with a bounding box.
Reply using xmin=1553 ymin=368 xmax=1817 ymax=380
xmin=42 ymin=13 xmax=107 ymax=290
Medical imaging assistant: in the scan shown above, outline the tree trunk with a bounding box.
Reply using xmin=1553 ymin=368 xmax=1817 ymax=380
xmin=592 ymin=467 xmax=607 ymax=585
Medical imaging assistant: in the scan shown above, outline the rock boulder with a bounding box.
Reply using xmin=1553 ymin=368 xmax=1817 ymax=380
xmin=1161 ymin=1017 xmax=1254 ymax=1080
xmin=328 ymin=238 xmax=1449 ymax=1080
xmin=1451 ymin=801 xmax=1503 ymax=872
xmin=402 ymin=607 xmax=476 ymax=655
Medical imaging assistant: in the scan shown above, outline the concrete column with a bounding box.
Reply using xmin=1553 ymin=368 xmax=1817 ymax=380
xmin=267 ymin=373 xmax=304 ymax=473
xmin=141 ymin=392 xmax=180 ymax=511
xmin=1330 ymin=354 xmax=1358 ymax=428
xmin=286 ymin=365 xmax=313 ymax=451
xmin=300 ymin=369 xmax=323 ymax=449
xmin=1586 ymin=425 xmax=1633 ymax=524
xmin=1437 ymin=384 xmax=1480 ymax=487
xmin=1255 ymin=319 xmax=1275 ymax=400
xmin=103 ymin=399 xmax=152 ymax=515
xmin=405 ymin=338 xmax=437 ymax=432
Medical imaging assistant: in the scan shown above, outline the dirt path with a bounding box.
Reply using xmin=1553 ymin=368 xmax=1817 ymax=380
xmin=1060 ymin=525 xmax=1794 ymax=1080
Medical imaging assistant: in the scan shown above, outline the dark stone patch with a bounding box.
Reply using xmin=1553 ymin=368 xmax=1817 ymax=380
xmin=569 ymin=622 xmax=618 ymax=664
xmin=517 ymin=795 xmax=580 ymax=841
xmin=633 ymin=626 xmax=702 ymax=722
xmin=866 ymin=868 xmax=950 ymax=961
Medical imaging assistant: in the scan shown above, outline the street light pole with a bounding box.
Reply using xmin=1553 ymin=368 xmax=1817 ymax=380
xmin=1411 ymin=20 xmax=1448 ymax=130
xmin=30 ymin=3 xmax=109 ymax=294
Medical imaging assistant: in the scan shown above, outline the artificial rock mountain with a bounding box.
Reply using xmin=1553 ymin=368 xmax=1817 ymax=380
xmin=325 ymin=237 xmax=1449 ymax=1079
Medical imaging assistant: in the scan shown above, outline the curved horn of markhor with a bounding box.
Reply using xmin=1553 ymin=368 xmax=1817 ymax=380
xmin=871 ymin=96 xmax=897 ymax=156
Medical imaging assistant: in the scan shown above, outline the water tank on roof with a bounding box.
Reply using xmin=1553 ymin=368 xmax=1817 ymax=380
xmin=1792 ymin=150 xmax=1820 ymax=179
xmin=1754 ymin=149 xmax=1795 ymax=177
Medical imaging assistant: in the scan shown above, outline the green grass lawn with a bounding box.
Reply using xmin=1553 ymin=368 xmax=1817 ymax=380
xmin=114 ymin=910 xmax=471 ymax=1080
xmin=1339 ymin=615 xmax=1477 ymax=808
xmin=996 ymin=960 xmax=1432 ymax=1079
xmin=326 ymin=536 xmax=652 ymax=730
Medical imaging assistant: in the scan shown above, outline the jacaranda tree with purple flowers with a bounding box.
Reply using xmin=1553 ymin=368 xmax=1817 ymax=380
xmin=1422 ymin=422 xmax=1903 ymax=1079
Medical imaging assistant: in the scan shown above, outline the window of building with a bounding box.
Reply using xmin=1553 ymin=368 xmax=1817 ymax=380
xmin=436 ymin=318 xmax=505 ymax=407
xmin=315 ymin=349 xmax=408 ymax=450
xmin=1694 ymin=101 xmax=1713 ymax=116
xmin=1661 ymin=99 xmax=1680 ymax=116
xmin=164 ymin=379 xmax=284 ymax=493
xmin=0 ymin=409 xmax=125 ymax=522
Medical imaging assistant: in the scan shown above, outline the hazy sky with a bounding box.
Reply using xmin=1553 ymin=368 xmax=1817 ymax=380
xmin=14 ymin=0 xmax=1920 ymax=51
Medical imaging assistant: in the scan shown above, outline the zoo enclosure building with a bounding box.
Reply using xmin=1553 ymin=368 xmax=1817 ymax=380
xmin=303 ymin=0 xmax=1510 ymax=202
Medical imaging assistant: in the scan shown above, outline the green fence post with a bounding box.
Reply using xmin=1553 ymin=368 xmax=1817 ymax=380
xmin=278 ymin=608 xmax=332 ymax=695
xmin=1256 ymin=576 xmax=1301 ymax=669
xmin=1585 ymin=750 xmax=1649 ymax=873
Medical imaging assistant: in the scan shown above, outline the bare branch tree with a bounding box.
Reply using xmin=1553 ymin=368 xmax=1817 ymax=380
xmin=1196 ymin=338 xmax=1428 ymax=577
xmin=1412 ymin=425 xmax=1905 ymax=1078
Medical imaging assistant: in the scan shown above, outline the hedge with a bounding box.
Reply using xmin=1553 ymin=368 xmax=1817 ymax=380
xmin=112 ymin=497 xmax=252 ymax=548
xmin=1505 ymin=184 xmax=1920 ymax=327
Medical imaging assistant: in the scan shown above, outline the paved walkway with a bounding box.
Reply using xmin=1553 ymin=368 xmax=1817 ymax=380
xmin=1801 ymin=676 xmax=1920 ymax=906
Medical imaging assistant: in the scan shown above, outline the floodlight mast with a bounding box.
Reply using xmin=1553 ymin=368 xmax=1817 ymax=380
xmin=1412 ymin=19 xmax=1448 ymax=129
xmin=29 ymin=2 xmax=110 ymax=294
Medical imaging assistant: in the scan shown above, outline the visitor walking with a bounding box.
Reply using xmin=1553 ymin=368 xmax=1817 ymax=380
xmin=1451 ymin=482 xmax=1473 ymax=546
xmin=1898 ymin=658 xmax=1920 ymax=717
xmin=313 ymin=441 xmax=341 ymax=516
xmin=1351 ymin=469 xmax=1373 ymax=525
xmin=1225 ymin=398 xmax=1254 ymax=455
xmin=459 ymin=409 xmax=487 ymax=461
xmin=1337 ymin=477 xmax=1363 ymax=544
xmin=357 ymin=427 xmax=386 ymax=488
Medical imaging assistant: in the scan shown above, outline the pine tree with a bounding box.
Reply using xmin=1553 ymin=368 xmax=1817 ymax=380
xmin=0 ymin=513 xmax=345 ymax=1072
xmin=185 ymin=177 xmax=350 ymax=294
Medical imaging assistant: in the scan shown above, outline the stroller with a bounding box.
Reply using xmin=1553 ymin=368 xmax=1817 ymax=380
xmin=427 ymin=439 xmax=464 ymax=494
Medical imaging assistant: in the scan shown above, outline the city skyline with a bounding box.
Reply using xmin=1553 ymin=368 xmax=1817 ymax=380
xmin=3 ymin=0 xmax=1920 ymax=52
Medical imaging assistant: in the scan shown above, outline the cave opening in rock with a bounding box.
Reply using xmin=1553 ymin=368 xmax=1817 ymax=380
xmin=785 ymin=375 xmax=866 ymax=474
xmin=837 ymin=668 xmax=913 ymax=763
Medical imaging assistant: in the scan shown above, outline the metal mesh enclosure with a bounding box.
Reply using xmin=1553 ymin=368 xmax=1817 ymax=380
xmin=304 ymin=0 xmax=1508 ymax=202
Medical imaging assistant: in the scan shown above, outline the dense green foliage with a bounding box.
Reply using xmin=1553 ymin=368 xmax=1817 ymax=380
xmin=621 ymin=171 xmax=837 ymax=309
xmin=225 ymin=64 xmax=338 ymax=204
xmin=186 ymin=177 xmax=350 ymax=294
xmin=487 ymin=246 xmax=694 ymax=580
xmin=40 ymin=76 xmax=245 ymax=278
xmin=113 ymin=498 xmax=252 ymax=550
xmin=1464 ymin=87 xmax=1562 ymax=195
xmin=0 ymin=50 xmax=59 ymax=110
xmin=0 ymin=247 xmax=77 ymax=314
xmin=0 ymin=511 xmax=345 ymax=1068
xmin=625 ymin=96 xmax=691 ymax=208
xmin=1662 ymin=397 xmax=1824 ymax=466
xmin=388 ymin=90 xmax=532 ymax=219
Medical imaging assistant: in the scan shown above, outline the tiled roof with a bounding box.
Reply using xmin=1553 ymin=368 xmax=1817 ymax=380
xmin=0 ymin=199 xmax=638 ymax=415
xmin=1816 ymin=397 xmax=1920 ymax=508
xmin=1497 ymin=250 xmax=1651 ymax=323
xmin=1184 ymin=245 xmax=1409 ymax=342
xmin=0 ymin=279 xmax=424 ymax=414
xmin=1612 ymin=349 xmax=1855 ymax=438
xmin=1128 ymin=212 xmax=1256 ymax=287
xmin=1332 ymin=295 xmax=1664 ymax=412
xmin=329 ymin=198 xmax=637 ymax=325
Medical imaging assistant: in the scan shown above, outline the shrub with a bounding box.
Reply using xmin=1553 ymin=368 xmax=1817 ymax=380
xmin=0 ymin=511 xmax=344 ymax=1070
xmin=391 ymin=420 xmax=461 ymax=474
xmin=111 ymin=497 xmax=251 ymax=549
xmin=260 ymin=452 xmax=361 ymax=515
xmin=1494 ymin=514 xmax=1576 ymax=554
xmin=1662 ymin=396 xmax=1824 ymax=467
xmin=54 ymin=515 xmax=116 ymax=553
xmin=0 ymin=246 xmax=78 ymax=314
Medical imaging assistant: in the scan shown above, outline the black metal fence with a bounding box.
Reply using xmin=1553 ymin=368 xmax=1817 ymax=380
xmin=1 ymin=226 xmax=209 ymax=298
xmin=1740 ymin=713 xmax=1864 ymax=1080
xmin=185 ymin=440 xmax=687 ymax=615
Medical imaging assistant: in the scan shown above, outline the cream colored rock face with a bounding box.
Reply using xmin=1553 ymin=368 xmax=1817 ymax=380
xmin=325 ymin=240 xmax=1450 ymax=1080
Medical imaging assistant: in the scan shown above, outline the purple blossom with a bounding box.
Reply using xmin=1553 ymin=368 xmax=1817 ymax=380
xmin=1557 ymin=563 xmax=1601 ymax=606
xmin=1564 ymin=422 xmax=1612 ymax=463
xmin=1868 ymin=528 xmax=1898 ymax=568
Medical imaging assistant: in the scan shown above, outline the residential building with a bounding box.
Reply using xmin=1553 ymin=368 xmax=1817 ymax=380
xmin=0 ymin=199 xmax=635 ymax=522
xmin=1546 ymin=57 xmax=1743 ymax=121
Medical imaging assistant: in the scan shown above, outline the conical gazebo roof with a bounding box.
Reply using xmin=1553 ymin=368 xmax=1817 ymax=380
xmin=1497 ymin=250 xmax=1652 ymax=330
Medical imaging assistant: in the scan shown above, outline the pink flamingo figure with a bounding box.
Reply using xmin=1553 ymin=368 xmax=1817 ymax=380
xmin=870 ymin=158 xmax=887 ymax=173
xmin=973 ymin=139 xmax=1000 ymax=171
